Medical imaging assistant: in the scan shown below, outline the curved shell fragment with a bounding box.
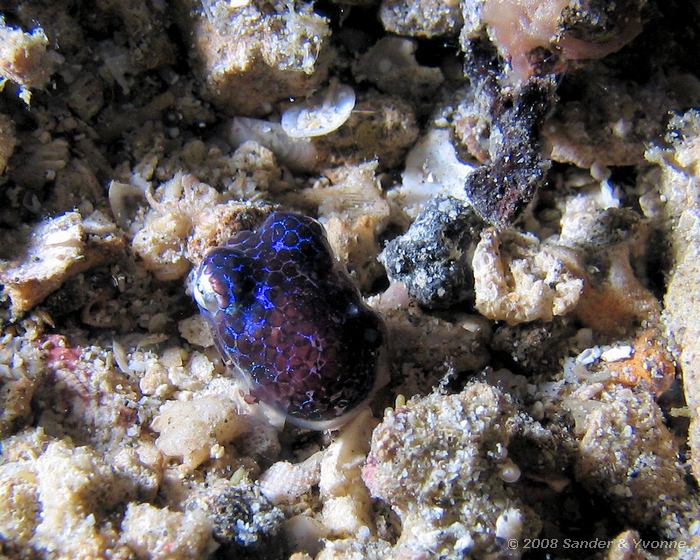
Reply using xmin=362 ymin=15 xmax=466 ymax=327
xmin=281 ymin=81 xmax=356 ymax=138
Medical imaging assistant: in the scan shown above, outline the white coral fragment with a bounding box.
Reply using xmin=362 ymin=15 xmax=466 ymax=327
xmin=132 ymin=210 xmax=192 ymax=281
xmin=473 ymin=228 xmax=584 ymax=324
xmin=178 ymin=314 xmax=214 ymax=348
xmin=120 ymin=503 xmax=214 ymax=560
xmin=0 ymin=435 xmax=142 ymax=559
xmin=259 ymin=452 xmax=323 ymax=505
xmin=391 ymin=128 xmax=475 ymax=219
xmin=282 ymin=80 xmax=355 ymax=138
xmin=151 ymin=396 xmax=247 ymax=470
xmin=319 ymin=409 xmax=378 ymax=538
xmin=131 ymin=173 xmax=270 ymax=280
xmin=296 ymin=161 xmax=390 ymax=287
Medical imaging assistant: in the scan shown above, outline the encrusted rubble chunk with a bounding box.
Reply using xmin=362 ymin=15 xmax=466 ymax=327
xmin=647 ymin=109 xmax=700 ymax=485
xmin=372 ymin=282 xmax=491 ymax=395
xmin=186 ymin=201 xmax=273 ymax=267
xmin=178 ymin=314 xmax=214 ymax=348
xmin=559 ymin=201 xmax=643 ymax=250
xmin=34 ymin=335 xmax=141 ymax=449
xmin=0 ymin=461 xmax=39 ymax=551
xmin=120 ymin=502 xmax=215 ymax=560
xmin=0 ymin=18 xmax=61 ymax=97
xmin=176 ymin=0 xmax=331 ymax=115
xmin=131 ymin=173 xmax=272 ymax=280
xmin=31 ymin=440 xmax=133 ymax=556
xmin=0 ymin=433 xmax=142 ymax=559
xmin=292 ymin=161 xmax=391 ymax=288
xmin=557 ymin=188 xmax=660 ymax=334
xmin=380 ymin=195 xmax=483 ymax=308
xmin=602 ymin=329 xmax=676 ymax=396
xmin=130 ymin=174 xmax=219 ymax=274
xmin=352 ymin=37 xmax=445 ymax=100
xmin=473 ymin=228 xmax=584 ymax=324
xmin=380 ymin=0 xmax=463 ymax=38
xmin=491 ymin=317 xmax=576 ymax=372
xmin=186 ymin=476 xmax=285 ymax=552
xmin=0 ymin=211 xmax=125 ymax=316
xmin=543 ymin=68 xmax=698 ymax=168
xmin=463 ymin=77 xmax=555 ymax=227
xmin=363 ymin=383 xmax=542 ymax=559
xmin=566 ymin=385 xmax=698 ymax=537
xmin=461 ymin=0 xmax=646 ymax=81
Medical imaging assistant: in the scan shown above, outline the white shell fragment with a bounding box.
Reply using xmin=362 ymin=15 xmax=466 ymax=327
xmin=108 ymin=180 xmax=146 ymax=230
xmin=281 ymin=80 xmax=356 ymax=138
xmin=224 ymin=117 xmax=319 ymax=172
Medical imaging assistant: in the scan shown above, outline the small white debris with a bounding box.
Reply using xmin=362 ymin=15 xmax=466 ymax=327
xmin=495 ymin=508 xmax=523 ymax=541
xmin=576 ymin=346 xmax=602 ymax=365
xmin=601 ymin=345 xmax=634 ymax=362
xmin=454 ymin=533 xmax=474 ymax=553
xmin=499 ymin=461 xmax=521 ymax=484
xmin=209 ymin=443 xmax=225 ymax=460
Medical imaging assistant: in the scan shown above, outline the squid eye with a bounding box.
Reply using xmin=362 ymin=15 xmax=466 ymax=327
xmin=193 ymin=267 xmax=225 ymax=314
